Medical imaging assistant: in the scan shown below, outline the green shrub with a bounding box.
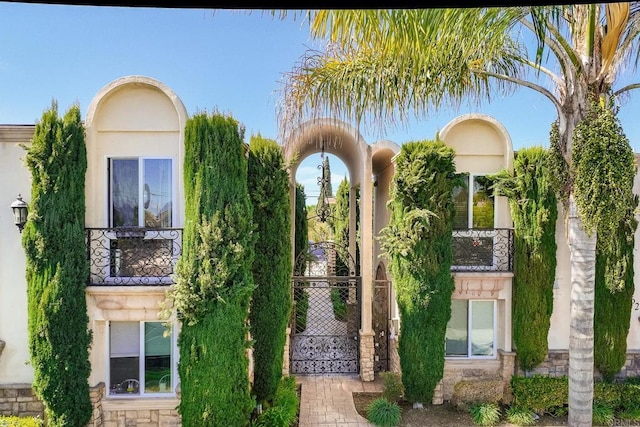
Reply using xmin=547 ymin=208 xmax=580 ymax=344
xmin=294 ymin=287 xmax=309 ymax=332
xmin=593 ymin=404 xmax=614 ymax=426
xmin=248 ymin=135 xmax=292 ymax=404
xmin=272 ymin=376 xmax=299 ymax=423
xmin=510 ymin=375 xmax=568 ymax=414
xmin=255 ymin=406 xmax=290 ymax=427
xmin=452 ymin=379 xmax=503 ymax=410
xmin=619 ymin=380 xmax=640 ymax=411
xmin=380 ymin=372 xmax=404 ymax=403
xmin=330 ymin=288 xmax=348 ymax=321
xmin=0 ymin=416 xmax=43 ymax=427
xmin=22 ymin=102 xmax=92 ymax=427
xmin=505 ymin=406 xmax=536 ymax=426
xmin=366 ymin=398 xmax=402 ymax=427
xmin=294 ymin=183 xmax=308 ymax=275
xmin=594 ymin=381 xmax=621 ymax=409
xmin=379 ymin=140 xmax=461 ymax=404
xmin=492 ymin=147 xmax=557 ymax=372
xmin=617 ymin=407 xmax=640 ymax=421
xmin=470 ymin=402 xmax=501 ymax=426
xmin=171 ymin=112 xmax=255 ymax=427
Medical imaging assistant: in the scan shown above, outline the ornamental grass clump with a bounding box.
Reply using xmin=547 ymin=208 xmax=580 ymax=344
xmin=470 ymin=403 xmax=501 ymax=426
xmin=505 ymin=406 xmax=536 ymax=426
xmin=366 ymin=398 xmax=402 ymax=427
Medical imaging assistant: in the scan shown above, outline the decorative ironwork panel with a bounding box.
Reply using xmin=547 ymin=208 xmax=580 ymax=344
xmin=86 ymin=228 xmax=182 ymax=285
xmin=451 ymin=228 xmax=514 ymax=272
xmin=373 ymin=280 xmax=390 ymax=372
xmin=291 ymin=241 xmax=360 ymax=375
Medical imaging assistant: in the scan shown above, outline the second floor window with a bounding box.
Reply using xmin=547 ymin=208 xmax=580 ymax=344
xmin=453 ymin=174 xmax=494 ymax=229
xmin=110 ymin=158 xmax=173 ymax=228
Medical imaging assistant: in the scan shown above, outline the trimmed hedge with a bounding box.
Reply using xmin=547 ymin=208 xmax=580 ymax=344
xmin=379 ymin=140 xmax=460 ymax=403
xmin=248 ymin=135 xmax=292 ymax=404
xmin=511 ymin=375 xmax=640 ymax=415
xmin=22 ymin=102 xmax=92 ymax=427
xmin=171 ymin=112 xmax=255 ymax=426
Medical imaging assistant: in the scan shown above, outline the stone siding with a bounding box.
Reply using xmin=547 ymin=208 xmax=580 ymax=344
xmin=517 ymin=349 xmax=640 ymax=380
xmin=0 ymin=384 xmax=44 ymax=420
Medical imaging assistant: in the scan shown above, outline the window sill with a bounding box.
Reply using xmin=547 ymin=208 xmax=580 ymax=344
xmin=102 ymin=396 xmax=179 ymax=411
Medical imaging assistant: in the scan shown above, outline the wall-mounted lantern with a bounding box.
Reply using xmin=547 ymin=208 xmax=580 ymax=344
xmin=10 ymin=194 xmax=28 ymax=233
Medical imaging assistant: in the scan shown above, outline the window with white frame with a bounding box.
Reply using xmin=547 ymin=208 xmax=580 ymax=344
xmin=107 ymin=158 xmax=176 ymax=279
xmin=445 ymin=300 xmax=496 ymax=358
xmin=109 ymin=158 xmax=173 ymax=228
xmin=108 ymin=321 xmax=176 ymax=396
xmin=453 ymin=174 xmax=495 ymax=229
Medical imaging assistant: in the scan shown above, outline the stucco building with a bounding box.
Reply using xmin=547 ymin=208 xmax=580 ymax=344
xmin=0 ymin=75 xmax=639 ymax=425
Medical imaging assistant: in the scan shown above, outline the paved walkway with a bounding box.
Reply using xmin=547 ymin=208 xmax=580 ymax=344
xmin=296 ymin=374 xmax=384 ymax=427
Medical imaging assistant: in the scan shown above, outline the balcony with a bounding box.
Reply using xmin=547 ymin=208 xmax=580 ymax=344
xmin=451 ymin=228 xmax=513 ymax=272
xmin=86 ymin=228 xmax=182 ymax=285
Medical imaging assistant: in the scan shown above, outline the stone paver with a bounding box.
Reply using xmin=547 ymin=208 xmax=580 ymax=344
xmin=296 ymin=374 xmax=383 ymax=427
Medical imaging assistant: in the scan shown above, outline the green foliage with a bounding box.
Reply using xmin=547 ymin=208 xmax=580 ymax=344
xmin=294 ymin=286 xmax=309 ymax=333
xmin=380 ymin=372 xmax=404 ymax=403
xmin=619 ymin=380 xmax=640 ymax=412
xmin=366 ymin=398 xmax=402 ymax=427
xmin=0 ymin=416 xmax=43 ymax=427
xmin=547 ymin=120 xmax=571 ymax=206
xmin=379 ymin=140 xmax=461 ymax=403
xmin=254 ymin=376 xmax=300 ymax=427
xmin=22 ymin=101 xmax=92 ymax=427
xmin=593 ymin=381 xmax=621 ymax=409
xmin=510 ymin=375 xmax=568 ymax=414
xmin=592 ymin=404 xmax=614 ymax=426
xmin=618 ymin=408 xmax=640 ymax=421
xmin=171 ymin=112 xmax=255 ymax=426
xmin=470 ymin=403 xmax=501 ymax=426
xmin=492 ymin=147 xmax=557 ymax=371
xmin=332 ymin=178 xmax=360 ymax=275
xmin=248 ymin=135 xmax=292 ymax=404
xmin=505 ymin=406 xmax=536 ymax=426
xmin=294 ymin=183 xmax=308 ymax=274
xmin=573 ymin=100 xmax=636 ymax=246
xmin=330 ymin=288 xmax=348 ymax=321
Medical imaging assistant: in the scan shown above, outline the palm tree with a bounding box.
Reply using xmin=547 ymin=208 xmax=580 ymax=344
xmin=278 ymin=6 xmax=640 ymax=426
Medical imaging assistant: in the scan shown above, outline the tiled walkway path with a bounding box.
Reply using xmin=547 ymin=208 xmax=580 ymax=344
xmin=296 ymin=374 xmax=383 ymax=427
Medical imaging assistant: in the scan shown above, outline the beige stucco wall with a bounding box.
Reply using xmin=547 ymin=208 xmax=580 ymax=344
xmin=548 ymin=155 xmax=640 ymax=351
xmin=84 ymin=76 xmax=187 ymax=390
xmin=0 ymin=126 xmax=34 ymax=384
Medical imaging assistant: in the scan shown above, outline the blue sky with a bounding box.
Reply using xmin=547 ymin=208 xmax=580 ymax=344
xmin=1 ymin=3 xmax=639 ymax=203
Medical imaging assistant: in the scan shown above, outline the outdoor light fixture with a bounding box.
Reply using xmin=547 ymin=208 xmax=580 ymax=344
xmin=10 ymin=194 xmax=28 ymax=233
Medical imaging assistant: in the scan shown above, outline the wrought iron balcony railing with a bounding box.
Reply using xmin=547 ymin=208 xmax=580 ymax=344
xmin=86 ymin=228 xmax=182 ymax=286
xmin=451 ymin=228 xmax=513 ymax=272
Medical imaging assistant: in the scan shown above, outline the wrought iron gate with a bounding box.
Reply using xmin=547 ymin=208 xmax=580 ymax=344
xmin=290 ymin=241 xmax=361 ymax=374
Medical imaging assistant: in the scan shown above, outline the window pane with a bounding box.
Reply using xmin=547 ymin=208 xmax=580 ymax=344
xmin=471 ymin=301 xmax=494 ymax=356
xmin=143 ymin=159 xmax=172 ymax=227
xmin=453 ymin=185 xmax=469 ymax=229
xmin=144 ymin=322 xmax=172 ymax=394
xmin=111 ymin=159 xmax=139 ymax=227
xmin=445 ymin=300 xmax=468 ymax=356
xmin=110 ymin=322 xmax=140 ymax=395
xmin=472 ymin=176 xmax=494 ymax=229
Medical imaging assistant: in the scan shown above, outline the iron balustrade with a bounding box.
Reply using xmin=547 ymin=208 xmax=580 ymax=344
xmin=86 ymin=228 xmax=182 ymax=285
xmin=451 ymin=228 xmax=513 ymax=272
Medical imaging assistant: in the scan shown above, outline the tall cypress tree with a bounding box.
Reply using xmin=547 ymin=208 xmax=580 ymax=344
xmin=492 ymin=146 xmax=558 ymax=372
xmin=22 ymin=101 xmax=92 ymax=426
xmin=170 ymin=112 xmax=255 ymax=426
xmin=247 ymin=135 xmax=292 ymax=404
xmin=379 ymin=140 xmax=460 ymax=403
xmin=294 ymin=183 xmax=308 ymax=274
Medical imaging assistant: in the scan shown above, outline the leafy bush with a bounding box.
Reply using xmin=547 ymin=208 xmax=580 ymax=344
xmin=0 ymin=417 xmax=43 ymax=427
xmin=592 ymin=404 xmax=614 ymax=426
xmin=452 ymin=379 xmax=503 ymax=410
xmin=253 ymin=376 xmax=299 ymax=427
xmin=254 ymin=406 xmax=290 ymax=427
xmin=470 ymin=403 xmax=501 ymax=426
xmin=248 ymin=135 xmax=292 ymax=404
xmin=505 ymin=406 xmax=536 ymax=426
xmin=380 ymin=372 xmax=404 ymax=403
xmin=366 ymin=398 xmax=402 ymax=427
xmin=619 ymin=380 xmax=640 ymax=411
xmin=330 ymin=288 xmax=348 ymax=321
xmin=511 ymin=375 xmax=568 ymax=414
xmin=294 ymin=287 xmax=309 ymax=333
xmin=593 ymin=381 xmax=621 ymax=409
xmin=617 ymin=407 xmax=640 ymax=421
